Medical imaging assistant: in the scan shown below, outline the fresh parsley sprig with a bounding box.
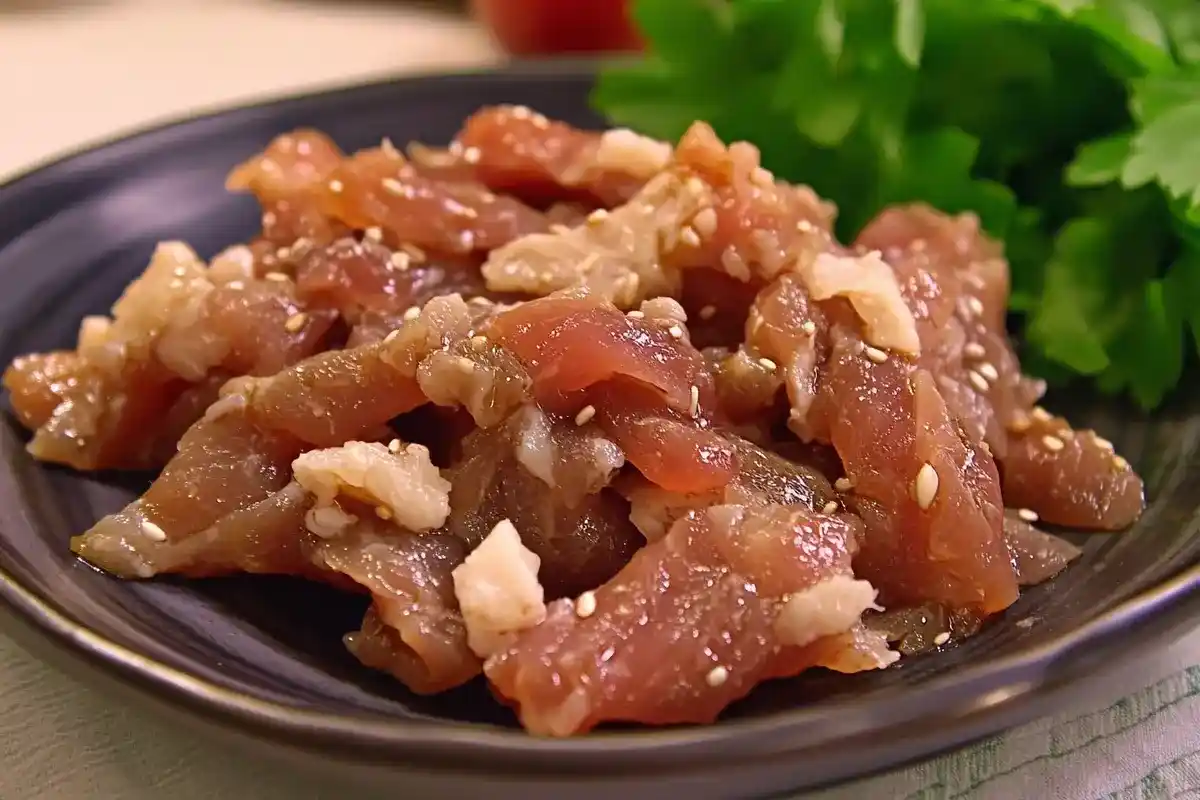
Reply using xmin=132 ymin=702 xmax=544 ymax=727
xmin=592 ymin=0 xmax=1200 ymax=409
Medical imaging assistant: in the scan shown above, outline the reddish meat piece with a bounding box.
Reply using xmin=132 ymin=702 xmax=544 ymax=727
xmin=1002 ymin=412 xmax=1144 ymax=530
xmin=320 ymin=522 xmax=481 ymax=695
xmin=71 ymin=406 xmax=302 ymax=578
xmin=485 ymin=504 xmax=870 ymax=736
xmin=446 ymin=407 xmax=641 ymax=598
xmin=450 ymin=105 xmax=652 ymax=207
xmin=319 ymin=146 xmax=550 ymax=255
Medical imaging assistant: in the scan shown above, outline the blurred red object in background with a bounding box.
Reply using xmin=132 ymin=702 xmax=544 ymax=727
xmin=471 ymin=0 xmax=643 ymax=56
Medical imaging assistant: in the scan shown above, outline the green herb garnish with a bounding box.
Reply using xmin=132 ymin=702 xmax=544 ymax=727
xmin=592 ymin=0 xmax=1200 ymax=409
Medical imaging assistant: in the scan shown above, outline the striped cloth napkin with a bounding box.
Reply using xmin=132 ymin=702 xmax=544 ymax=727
xmin=809 ymin=628 xmax=1200 ymax=799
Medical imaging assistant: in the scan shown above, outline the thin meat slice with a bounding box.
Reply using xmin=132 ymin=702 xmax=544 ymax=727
xmin=420 ymin=105 xmax=664 ymax=208
xmin=324 ymin=524 xmax=480 ymax=694
xmin=319 ymin=146 xmax=549 ymax=255
xmin=447 ymin=406 xmax=641 ymax=598
xmin=293 ymin=236 xmax=492 ymax=325
xmin=816 ymin=342 xmax=1017 ymax=614
xmin=1001 ymin=412 xmax=1143 ymax=530
xmin=5 ymin=242 xmax=335 ymax=470
xmin=1003 ymin=509 xmax=1083 ymax=586
xmin=619 ymin=434 xmax=837 ymax=541
xmin=247 ymin=293 xmax=486 ymax=446
xmin=484 ymin=291 xmax=715 ymax=416
xmin=71 ymin=406 xmax=302 ymax=578
xmin=226 ymin=129 xmax=348 ymax=247
xmin=485 ymin=503 xmax=879 ymax=736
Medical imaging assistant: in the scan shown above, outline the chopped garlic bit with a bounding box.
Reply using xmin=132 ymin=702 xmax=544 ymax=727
xmin=802 ymin=251 xmax=920 ymax=355
xmin=452 ymin=519 xmax=547 ymax=658
xmin=774 ymin=575 xmax=881 ymax=648
xmin=293 ymin=441 xmax=451 ymax=533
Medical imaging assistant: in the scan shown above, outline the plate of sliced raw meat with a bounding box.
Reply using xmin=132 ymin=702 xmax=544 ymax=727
xmin=0 ymin=62 xmax=1197 ymax=799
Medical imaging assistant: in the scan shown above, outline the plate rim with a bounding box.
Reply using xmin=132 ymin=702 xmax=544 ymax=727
xmin=1 ymin=60 xmax=1198 ymax=782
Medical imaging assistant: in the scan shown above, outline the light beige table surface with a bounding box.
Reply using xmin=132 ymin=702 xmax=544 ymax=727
xmin=2 ymin=3 xmax=1199 ymax=799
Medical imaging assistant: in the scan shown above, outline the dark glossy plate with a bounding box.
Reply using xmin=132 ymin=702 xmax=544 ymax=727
xmin=1 ymin=62 xmax=1200 ymax=800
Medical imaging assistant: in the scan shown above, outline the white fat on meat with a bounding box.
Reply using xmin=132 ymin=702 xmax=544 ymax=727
xmin=774 ymin=575 xmax=883 ymax=648
xmin=293 ymin=441 xmax=451 ymax=536
xmin=801 ymin=250 xmax=921 ymax=356
xmin=452 ymin=519 xmax=547 ymax=658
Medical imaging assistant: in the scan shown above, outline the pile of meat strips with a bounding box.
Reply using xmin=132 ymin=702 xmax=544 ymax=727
xmin=3 ymin=106 xmax=1145 ymax=736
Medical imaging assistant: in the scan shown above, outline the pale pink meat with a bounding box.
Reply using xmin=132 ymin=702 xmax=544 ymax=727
xmin=485 ymin=504 xmax=867 ymax=736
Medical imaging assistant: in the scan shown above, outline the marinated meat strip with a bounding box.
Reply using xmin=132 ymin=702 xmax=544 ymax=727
xmin=447 ymin=406 xmax=641 ymax=598
xmin=485 ymin=503 xmax=887 ymax=736
xmin=322 ymin=523 xmax=479 ymax=695
xmin=1002 ymin=509 xmax=1082 ymax=586
xmin=5 ymin=242 xmax=335 ymax=470
xmin=71 ymin=406 xmax=302 ymax=578
xmin=618 ymin=434 xmax=837 ymax=541
xmin=415 ymin=105 xmax=665 ymax=208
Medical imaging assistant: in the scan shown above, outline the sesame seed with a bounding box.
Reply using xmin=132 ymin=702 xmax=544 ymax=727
xmin=264 ymin=271 xmax=289 ymax=282
xmin=470 ymin=335 xmax=489 ymax=348
xmin=284 ymin=312 xmax=308 ymax=333
xmin=402 ymin=306 xmax=421 ymax=321
xmin=1007 ymin=414 xmax=1031 ymax=434
xmin=705 ymin=666 xmax=729 ymax=687
xmin=274 ymin=247 xmax=291 ymax=261
xmin=801 ymin=320 xmax=816 ymax=336
xmin=1093 ymin=435 xmax=1114 ymax=452
xmin=383 ymin=329 xmax=400 ymax=345
xmin=834 ymin=477 xmax=853 ymax=492
xmin=1017 ymin=508 xmax=1039 ymax=523
xmin=796 ymin=219 xmax=815 ymax=233
xmin=1031 ymin=406 xmax=1052 ymax=422
xmin=375 ymin=506 xmax=393 ymax=520
xmin=668 ymin=325 xmax=684 ymax=339
xmin=822 ymin=500 xmax=839 ymax=514
xmin=963 ymin=342 xmax=986 ymax=359
xmin=680 ymin=226 xmax=701 ymax=248
xmin=364 ymin=227 xmax=384 ymax=243
xmin=758 ymin=357 xmax=778 ymax=372
xmin=699 ymin=305 xmax=717 ymax=321
xmin=587 ymin=209 xmax=609 ymax=225
xmin=863 ymin=346 xmax=888 ymax=364
xmin=390 ymin=251 xmax=411 ymax=271
xmin=380 ymin=137 xmax=400 ymax=159
xmin=1113 ymin=454 xmax=1129 ymax=470
xmin=967 ymin=370 xmax=989 ymax=393
xmin=141 ymin=520 xmax=167 ymax=542
xmin=263 ymin=211 xmax=277 ymax=227
xmin=1042 ymin=435 xmax=1065 ymax=452
xmin=689 ymin=385 xmax=701 ymax=419
xmin=388 ymin=439 xmax=402 ymax=453
xmin=978 ymin=362 xmax=999 ymax=382
xmin=933 ymin=632 xmax=950 ymax=646
xmin=967 ymin=296 xmax=985 ymax=316
xmin=462 ymin=146 xmax=482 ymax=164
xmin=401 ymin=243 xmax=427 ymax=263
xmin=381 ymin=177 xmax=405 ymax=196
xmin=627 ymin=310 xmax=645 ymax=319
xmin=574 ymin=405 xmax=597 ymax=426
xmin=576 ymin=591 xmax=597 ymax=619
xmin=328 ymin=179 xmax=344 ymax=193
xmin=914 ymin=462 xmax=939 ymax=510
